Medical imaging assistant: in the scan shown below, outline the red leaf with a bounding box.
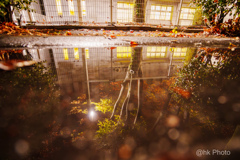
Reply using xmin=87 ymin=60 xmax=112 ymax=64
xmin=173 ymin=87 xmax=191 ymax=99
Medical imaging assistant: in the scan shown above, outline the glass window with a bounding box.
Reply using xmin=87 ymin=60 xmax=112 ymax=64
xmin=147 ymin=47 xmax=166 ymax=58
xmin=56 ymin=0 xmax=62 ymax=15
xmin=173 ymin=48 xmax=187 ymax=57
xmin=68 ymin=0 xmax=75 ymax=16
xmin=81 ymin=0 xmax=86 ymax=16
xmin=74 ymin=48 xmax=79 ymax=60
xmin=150 ymin=5 xmax=172 ymax=20
xmin=180 ymin=8 xmax=196 ymax=20
xmin=64 ymin=49 xmax=69 ymax=60
xmin=117 ymin=2 xmax=134 ymax=22
xmin=85 ymin=48 xmax=89 ymax=59
xmin=117 ymin=47 xmax=131 ymax=58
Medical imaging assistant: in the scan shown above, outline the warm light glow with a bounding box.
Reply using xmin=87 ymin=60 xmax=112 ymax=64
xmin=150 ymin=5 xmax=172 ymax=20
xmin=117 ymin=2 xmax=134 ymax=22
xmin=68 ymin=0 xmax=75 ymax=15
xmin=63 ymin=48 xmax=69 ymax=60
xmin=117 ymin=47 xmax=131 ymax=58
xmin=89 ymin=110 xmax=96 ymax=121
xmin=85 ymin=48 xmax=89 ymax=59
xmin=56 ymin=0 xmax=62 ymax=15
xmin=74 ymin=48 xmax=79 ymax=60
xmin=180 ymin=8 xmax=195 ymax=20
xmin=173 ymin=48 xmax=187 ymax=57
xmin=81 ymin=0 xmax=86 ymax=16
xmin=147 ymin=47 xmax=166 ymax=58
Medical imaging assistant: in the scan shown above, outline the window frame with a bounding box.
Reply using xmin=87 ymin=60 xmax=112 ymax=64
xmin=56 ymin=0 xmax=63 ymax=16
xmin=173 ymin=48 xmax=188 ymax=58
xmin=117 ymin=2 xmax=134 ymax=23
xmin=68 ymin=0 xmax=75 ymax=16
xmin=117 ymin=47 xmax=132 ymax=59
xmin=150 ymin=4 xmax=173 ymax=21
xmin=180 ymin=7 xmax=196 ymax=20
xmin=147 ymin=47 xmax=167 ymax=59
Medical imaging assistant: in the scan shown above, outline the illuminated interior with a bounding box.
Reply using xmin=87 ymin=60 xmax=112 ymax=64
xmin=63 ymin=48 xmax=69 ymax=60
xmin=180 ymin=8 xmax=195 ymax=20
xmin=117 ymin=2 xmax=134 ymax=22
xmin=147 ymin=47 xmax=167 ymax=58
xmin=150 ymin=5 xmax=172 ymax=20
xmin=68 ymin=0 xmax=75 ymax=16
xmin=56 ymin=0 xmax=63 ymax=15
xmin=82 ymin=0 xmax=86 ymax=16
xmin=173 ymin=48 xmax=187 ymax=57
xmin=74 ymin=48 xmax=79 ymax=60
xmin=117 ymin=47 xmax=132 ymax=58
xmin=85 ymin=48 xmax=89 ymax=59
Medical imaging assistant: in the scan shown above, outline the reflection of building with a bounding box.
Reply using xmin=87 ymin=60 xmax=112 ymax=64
xmin=29 ymin=46 xmax=194 ymax=98
xmin=31 ymin=46 xmax=191 ymax=83
xmin=13 ymin=0 xmax=198 ymax=26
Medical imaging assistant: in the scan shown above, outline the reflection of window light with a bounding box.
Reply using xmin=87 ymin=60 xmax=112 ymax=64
xmin=31 ymin=12 xmax=35 ymax=21
xmin=180 ymin=8 xmax=195 ymax=20
xmin=56 ymin=0 xmax=62 ymax=15
xmin=147 ymin=47 xmax=166 ymax=58
xmin=74 ymin=48 xmax=79 ymax=60
xmin=173 ymin=48 xmax=187 ymax=57
xmin=117 ymin=47 xmax=131 ymax=58
xmin=150 ymin=5 xmax=172 ymax=20
xmin=64 ymin=48 xmax=69 ymax=60
xmin=117 ymin=2 xmax=134 ymax=22
xmin=68 ymin=0 xmax=75 ymax=15
xmin=85 ymin=48 xmax=89 ymax=59
xmin=81 ymin=0 xmax=86 ymax=16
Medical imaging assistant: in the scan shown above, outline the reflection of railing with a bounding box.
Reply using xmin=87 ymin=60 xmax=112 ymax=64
xmin=12 ymin=0 xmax=199 ymax=27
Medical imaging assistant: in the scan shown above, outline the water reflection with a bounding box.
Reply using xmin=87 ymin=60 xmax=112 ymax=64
xmin=0 ymin=46 xmax=239 ymax=160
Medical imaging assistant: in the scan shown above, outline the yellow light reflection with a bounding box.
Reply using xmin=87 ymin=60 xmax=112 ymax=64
xmin=56 ymin=0 xmax=62 ymax=15
xmin=63 ymin=48 xmax=69 ymax=60
xmin=74 ymin=48 xmax=79 ymax=60
xmin=68 ymin=0 xmax=75 ymax=15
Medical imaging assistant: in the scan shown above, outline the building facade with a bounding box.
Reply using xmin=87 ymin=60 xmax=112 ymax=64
xmin=13 ymin=0 xmax=200 ymax=26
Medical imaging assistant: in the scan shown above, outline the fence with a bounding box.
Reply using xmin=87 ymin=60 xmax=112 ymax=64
xmin=12 ymin=0 xmax=200 ymax=27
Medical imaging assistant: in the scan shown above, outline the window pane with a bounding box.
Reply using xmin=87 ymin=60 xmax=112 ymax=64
xmin=161 ymin=6 xmax=166 ymax=11
xmin=74 ymin=48 xmax=79 ymax=60
xmin=156 ymin=53 xmax=161 ymax=58
xmin=183 ymin=14 xmax=188 ymax=19
xmin=63 ymin=49 xmax=68 ymax=60
xmin=156 ymin=6 xmax=160 ymax=10
xmin=118 ymin=3 xmax=123 ymax=8
xmin=151 ymin=5 xmax=155 ymax=10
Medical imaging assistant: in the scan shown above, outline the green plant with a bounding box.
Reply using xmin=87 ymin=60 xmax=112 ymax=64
xmin=92 ymin=98 xmax=114 ymax=114
xmin=96 ymin=115 xmax=124 ymax=138
xmin=192 ymin=0 xmax=240 ymax=26
xmin=0 ymin=0 xmax=36 ymax=23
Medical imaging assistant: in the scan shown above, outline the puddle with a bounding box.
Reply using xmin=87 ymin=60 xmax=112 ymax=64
xmin=0 ymin=46 xmax=240 ymax=160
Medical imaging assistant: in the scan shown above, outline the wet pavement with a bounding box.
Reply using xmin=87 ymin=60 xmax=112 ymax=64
xmin=0 ymin=35 xmax=240 ymax=48
xmin=0 ymin=44 xmax=240 ymax=160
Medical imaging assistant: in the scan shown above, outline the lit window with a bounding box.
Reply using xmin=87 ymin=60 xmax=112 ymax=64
xmin=117 ymin=47 xmax=131 ymax=58
xmin=150 ymin=5 xmax=172 ymax=20
xmin=74 ymin=48 xmax=79 ymax=60
xmin=56 ymin=0 xmax=62 ymax=15
xmin=180 ymin=8 xmax=195 ymax=20
xmin=173 ymin=48 xmax=187 ymax=57
xmin=68 ymin=0 xmax=75 ymax=16
xmin=81 ymin=0 xmax=86 ymax=16
xmin=85 ymin=48 xmax=89 ymax=59
xmin=63 ymin=48 xmax=69 ymax=60
xmin=147 ymin=47 xmax=166 ymax=58
xmin=117 ymin=2 xmax=134 ymax=22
